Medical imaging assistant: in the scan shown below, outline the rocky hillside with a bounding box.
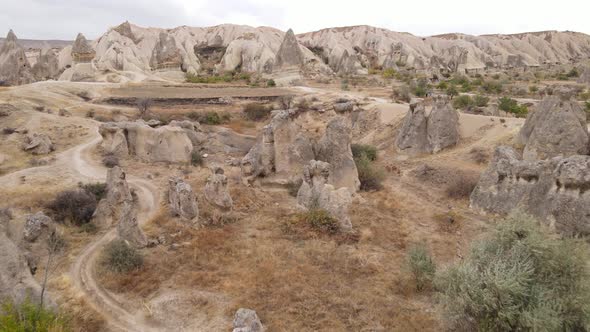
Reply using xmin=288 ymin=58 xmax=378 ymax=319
xmin=298 ymin=26 xmax=590 ymax=75
xmin=2 ymin=22 xmax=590 ymax=85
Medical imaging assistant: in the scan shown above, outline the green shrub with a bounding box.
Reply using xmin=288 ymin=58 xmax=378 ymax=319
xmin=407 ymin=244 xmax=436 ymax=291
xmin=355 ymin=156 xmax=385 ymax=191
xmin=473 ymin=95 xmax=489 ymax=107
xmin=0 ymin=298 xmax=69 ymax=332
xmin=191 ymin=151 xmax=203 ymax=167
xmin=567 ymin=67 xmax=580 ymax=78
xmin=435 ymin=212 xmax=590 ymax=331
xmin=452 ymin=95 xmax=473 ymax=110
xmin=392 ymin=85 xmax=411 ymax=103
xmin=529 ymin=85 xmax=539 ymax=93
xmin=102 ymin=239 xmax=143 ymax=273
xmin=243 ymin=103 xmax=272 ymax=121
xmin=47 ymin=189 xmax=97 ymax=225
xmin=498 ymin=97 xmax=528 ymax=117
xmin=480 ymin=80 xmax=503 ymax=94
xmin=301 ymin=209 xmax=339 ymax=235
xmin=586 ymin=101 xmax=590 ymax=112
xmin=410 ymin=78 xmax=429 ymax=97
xmin=446 ymin=85 xmax=459 ymax=98
xmin=351 ymin=144 xmax=377 ymax=161
xmin=266 ymin=79 xmax=276 ymax=87
xmin=286 ymin=179 xmax=302 ymax=197
xmin=80 ymin=182 xmax=107 ymax=201
xmin=437 ymin=81 xmax=448 ymax=90
xmin=382 ymin=68 xmax=397 ymax=79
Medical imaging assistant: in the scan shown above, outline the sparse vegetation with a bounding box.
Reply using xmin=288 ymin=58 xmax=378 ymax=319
xmin=382 ymin=68 xmax=397 ymax=79
xmin=392 ymin=84 xmax=411 ymax=103
xmin=407 ymin=244 xmax=436 ymax=291
xmin=266 ymin=79 xmax=276 ymax=87
xmin=351 ymin=144 xmax=377 ymax=161
xmin=187 ymin=111 xmax=230 ymax=125
xmin=473 ymin=94 xmax=489 ymax=107
xmin=445 ymin=175 xmax=478 ymax=199
xmin=185 ymin=71 xmax=251 ymax=84
xmin=355 ymin=154 xmax=385 ymax=191
xmin=101 ymin=239 xmax=143 ymax=273
xmin=136 ymin=98 xmax=152 ymax=119
xmin=286 ymin=179 xmax=302 ymax=197
xmin=436 ymin=212 xmax=590 ymax=331
xmin=446 ymin=85 xmax=458 ymax=98
xmin=300 ymin=209 xmax=339 ymax=235
xmin=451 ymin=95 xmax=473 ymax=110
xmin=469 ymin=147 xmax=489 ymax=164
xmin=79 ymin=182 xmax=107 ymax=201
xmin=2 ymin=127 xmax=16 ymax=135
xmin=0 ymin=298 xmax=69 ymax=332
xmin=243 ymin=103 xmax=272 ymax=121
xmin=191 ymin=151 xmax=203 ymax=167
xmin=498 ymin=96 xmax=528 ymax=117
xmin=102 ymin=154 xmax=119 ymax=168
xmin=46 ymin=189 xmax=97 ymax=225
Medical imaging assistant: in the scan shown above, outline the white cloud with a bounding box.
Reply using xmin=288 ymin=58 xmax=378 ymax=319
xmin=0 ymin=0 xmax=588 ymax=40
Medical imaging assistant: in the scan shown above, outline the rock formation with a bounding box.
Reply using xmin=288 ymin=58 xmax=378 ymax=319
xmin=232 ymin=308 xmax=264 ymax=332
xmin=297 ymin=160 xmax=353 ymax=231
xmin=204 ymin=166 xmax=233 ymax=210
xmin=470 ymin=146 xmax=590 ymax=236
xmin=71 ymin=33 xmax=95 ymax=63
xmin=117 ymin=201 xmax=147 ymax=248
xmin=577 ymin=67 xmax=590 ymax=85
xmin=517 ymin=94 xmax=588 ymax=160
xmin=99 ymin=121 xmax=193 ymax=163
xmin=24 ymin=212 xmax=53 ymax=242
xmin=274 ymin=29 xmax=304 ymax=69
xmin=93 ymin=166 xmax=133 ymax=228
xmin=23 ymin=133 xmax=54 ymax=155
xmin=31 ymin=48 xmax=60 ymax=81
xmin=0 ymin=30 xmax=34 ymax=85
xmin=396 ymin=97 xmax=459 ymax=154
xmin=333 ymin=101 xmax=354 ymax=113
xmin=168 ymin=177 xmax=199 ymax=223
xmin=316 ymin=117 xmax=360 ymax=192
xmin=150 ymin=31 xmax=182 ymax=70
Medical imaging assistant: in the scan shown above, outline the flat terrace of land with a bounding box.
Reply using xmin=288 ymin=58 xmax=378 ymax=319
xmin=101 ymin=84 xmax=295 ymax=105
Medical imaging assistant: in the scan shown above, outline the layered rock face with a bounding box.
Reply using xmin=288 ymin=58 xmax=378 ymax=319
xmin=517 ymin=95 xmax=589 ymax=160
xmin=297 ymin=160 xmax=353 ymax=231
xmin=204 ymin=166 xmax=233 ymax=211
xmin=93 ymin=166 xmax=133 ymax=228
xmin=470 ymin=146 xmax=590 ymax=236
xmin=99 ymin=121 xmax=193 ymax=163
xmin=168 ymin=177 xmax=199 ymax=223
xmin=396 ymin=97 xmax=460 ymax=154
xmin=241 ymin=111 xmax=359 ymax=192
xmin=0 ymin=30 xmax=34 ymax=85
xmin=274 ymin=29 xmax=304 ymax=69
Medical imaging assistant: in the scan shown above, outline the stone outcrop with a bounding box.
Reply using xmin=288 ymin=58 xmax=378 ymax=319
xmin=71 ymin=33 xmax=95 ymax=63
xmin=577 ymin=67 xmax=590 ymax=84
xmin=232 ymin=308 xmax=264 ymax=332
xmin=297 ymin=160 xmax=353 ymax=231
xmin=316 ymin=117 xmax=360 ymax=192
xmin=99 ymin=121 xmax=193 ymax=163
xmin=274 ymin=29 xmax=304 ymax=69
xmin=396 ymin=97 xmax=459 ymax=154
xmin=150 ymin=32 xmax=182 ymax=70
xmin=0 ymin=230 xmax=43 ymax=304
xmin=31 ymin=48 xmax=60 ymax=81
xmin=333 ymin=101 xmax=354 ymax=113
xmin=204 ymin=166 xmax=233 ymax=210
xmin=470 ymin=146 xmax=590 ymax=236
xmin=517 ymin=94 xmax=588 ymax=160
xmin=0 ymin=30 xmax=34 ymax=85
xmin=117 ymin=201 xmax=147 ymax=248
xmin=93 ymin=166 xmax=133 ymax=228
xmin=168 ymin=177 xmax=199 ymax=223
xmin=23 ymin=133 xmax=54 ymax=155
xmin=24 ymin=212 xmax=53 ymax=242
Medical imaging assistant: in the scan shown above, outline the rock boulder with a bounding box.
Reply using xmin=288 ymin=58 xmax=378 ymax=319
xmin=93 ymin=166 xmax=133 ymax=228
xmin=203 ymin=166 xmax=233 ymax=210
xmin=23 ymin=133 xmax=54 ymax=155
xmin=168 ymin=177 xmax=199 ymax=223
xmin=232 ymin=308 xmax=264 ymax=332
xmin=24 ymin=212 xmax=52 ymax=242
xmin=117 ymin=201 xmax=147 ymax=248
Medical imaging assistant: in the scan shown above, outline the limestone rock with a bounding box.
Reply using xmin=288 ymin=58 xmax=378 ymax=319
xmin=470 ymin=146 xmax=590 ymax=236
xmin=150 ymin=31 xmax=182 ymax=70
xmin=23 ymin=133 xmax=54 ymax=155
xmin=333 ymin=101 xmax=354 ymax=113
xmin=316 ymin=117 xmax=360 ymax=192
xmin=297 ymin=160 xmax=353 ymax=231
xmin=0 ymin=30 xmax=34 ymax=85
xmin=117 ymin=201 xmax=147 ymax=248
xmin=518 ymin=95 xmax=588 ymax=160
xmin=274 ymin=29 xmax=304 ymax=69
xmin=71 ymin=33 xmax=95 ymax=63
xmin=168 ymin=177 xmax=199 ymax=223
xmin=232 ymin=308 xmax=264 ymax=332
xmin=31 ymin=48 xmax=60 ymax=81
xmin=99 ymin=121 xmax=193 ymax=163
xmin=203 ymin=166 xmax=233 ymax=210
xmin=396 ymin=98 xmax=459 ymax=154
xmin=24 ymin=212 xmax=52 ymax=242
xmin=93 ymin=166 xmax=133 ymax=228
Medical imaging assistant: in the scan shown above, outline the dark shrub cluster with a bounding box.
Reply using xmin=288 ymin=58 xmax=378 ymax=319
xmin=243 ymin=103 xmax=272 ymax=121
xmin=101 ymin=239 xmax=143 ymax=273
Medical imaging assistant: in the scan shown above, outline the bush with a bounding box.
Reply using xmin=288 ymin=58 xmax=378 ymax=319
xmin=136 ymin=98 xmax=152 ymax=119
xmin=286 ymin=179 xmax=302 ymax=197
xmin=473 ymin=95 xmax=489 ymax=107
xmin=435 ymin=212 xmax=590 ymax=331
xmin=567 ymin=67 xmax=580 ymax=78
xmin=46 ymin=189 xmax=97 ymax=225
xmin=410 ymin=78 xmax=429 ymax=97
xmin=382 ymin=68 xmax=397 ymax=79
xmin=2 ymin=127 xmax=15 ymax=135
xmin=407 ymin=244 xmax=436 ymax=291
xmin=301 ymin=209 xmax=339 ymax=235
xmin=445 ymin=175 xmax=478 ymax=199
xmin=351 ymin=144 xmax=377 ymax=161
xmin=187 ymin=111 xmax=228 ymax=125
xmin=0 ymin=298 xmax=69 ymax=331
xmin=469 ymin=147 xmax=489 ymax=164
xmin=480 ymin=80 xmax=503 ymax=94
xmin=355 ymin=156 xmax=385 ymax=191
xmin=266 ymin=79 xmax=276 ymax=87
xmin=498 ymin=97 xmax=528 ymax=117
xmin=452 ymin=95 xmax=473 ymax=110
xmin=101 ymin=239 xmax=143 ymax=273
xmin=80 ymin=182 xmax=107 ymax=201
xmin=191 ymin=151 xmax=203 ymax=167
xmin=243 ymin=103 xmax=272 ymax=121
xmin=392 ymin=85 xmax=411 ymax=103
xmin=102 ymin=154 xmax=119 ymax=168
xmin=446 ymin=85 xmax=459 ymax=98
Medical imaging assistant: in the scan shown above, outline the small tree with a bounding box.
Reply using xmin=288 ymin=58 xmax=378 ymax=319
xmin=446 ymin=85 xmax=459 ymax=99
xmin=407 ymin=244 xmax=436 ymax=291
xmin=136 ymin=98 xmax=153 ymax=119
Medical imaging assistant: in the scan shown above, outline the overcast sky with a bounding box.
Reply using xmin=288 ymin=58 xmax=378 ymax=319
xmin=1 ymin=0 xmax=589 ymax=40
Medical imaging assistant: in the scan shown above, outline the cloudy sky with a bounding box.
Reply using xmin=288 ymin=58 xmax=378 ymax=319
xmin=1 ymin=0 xmax=589 ymax=40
